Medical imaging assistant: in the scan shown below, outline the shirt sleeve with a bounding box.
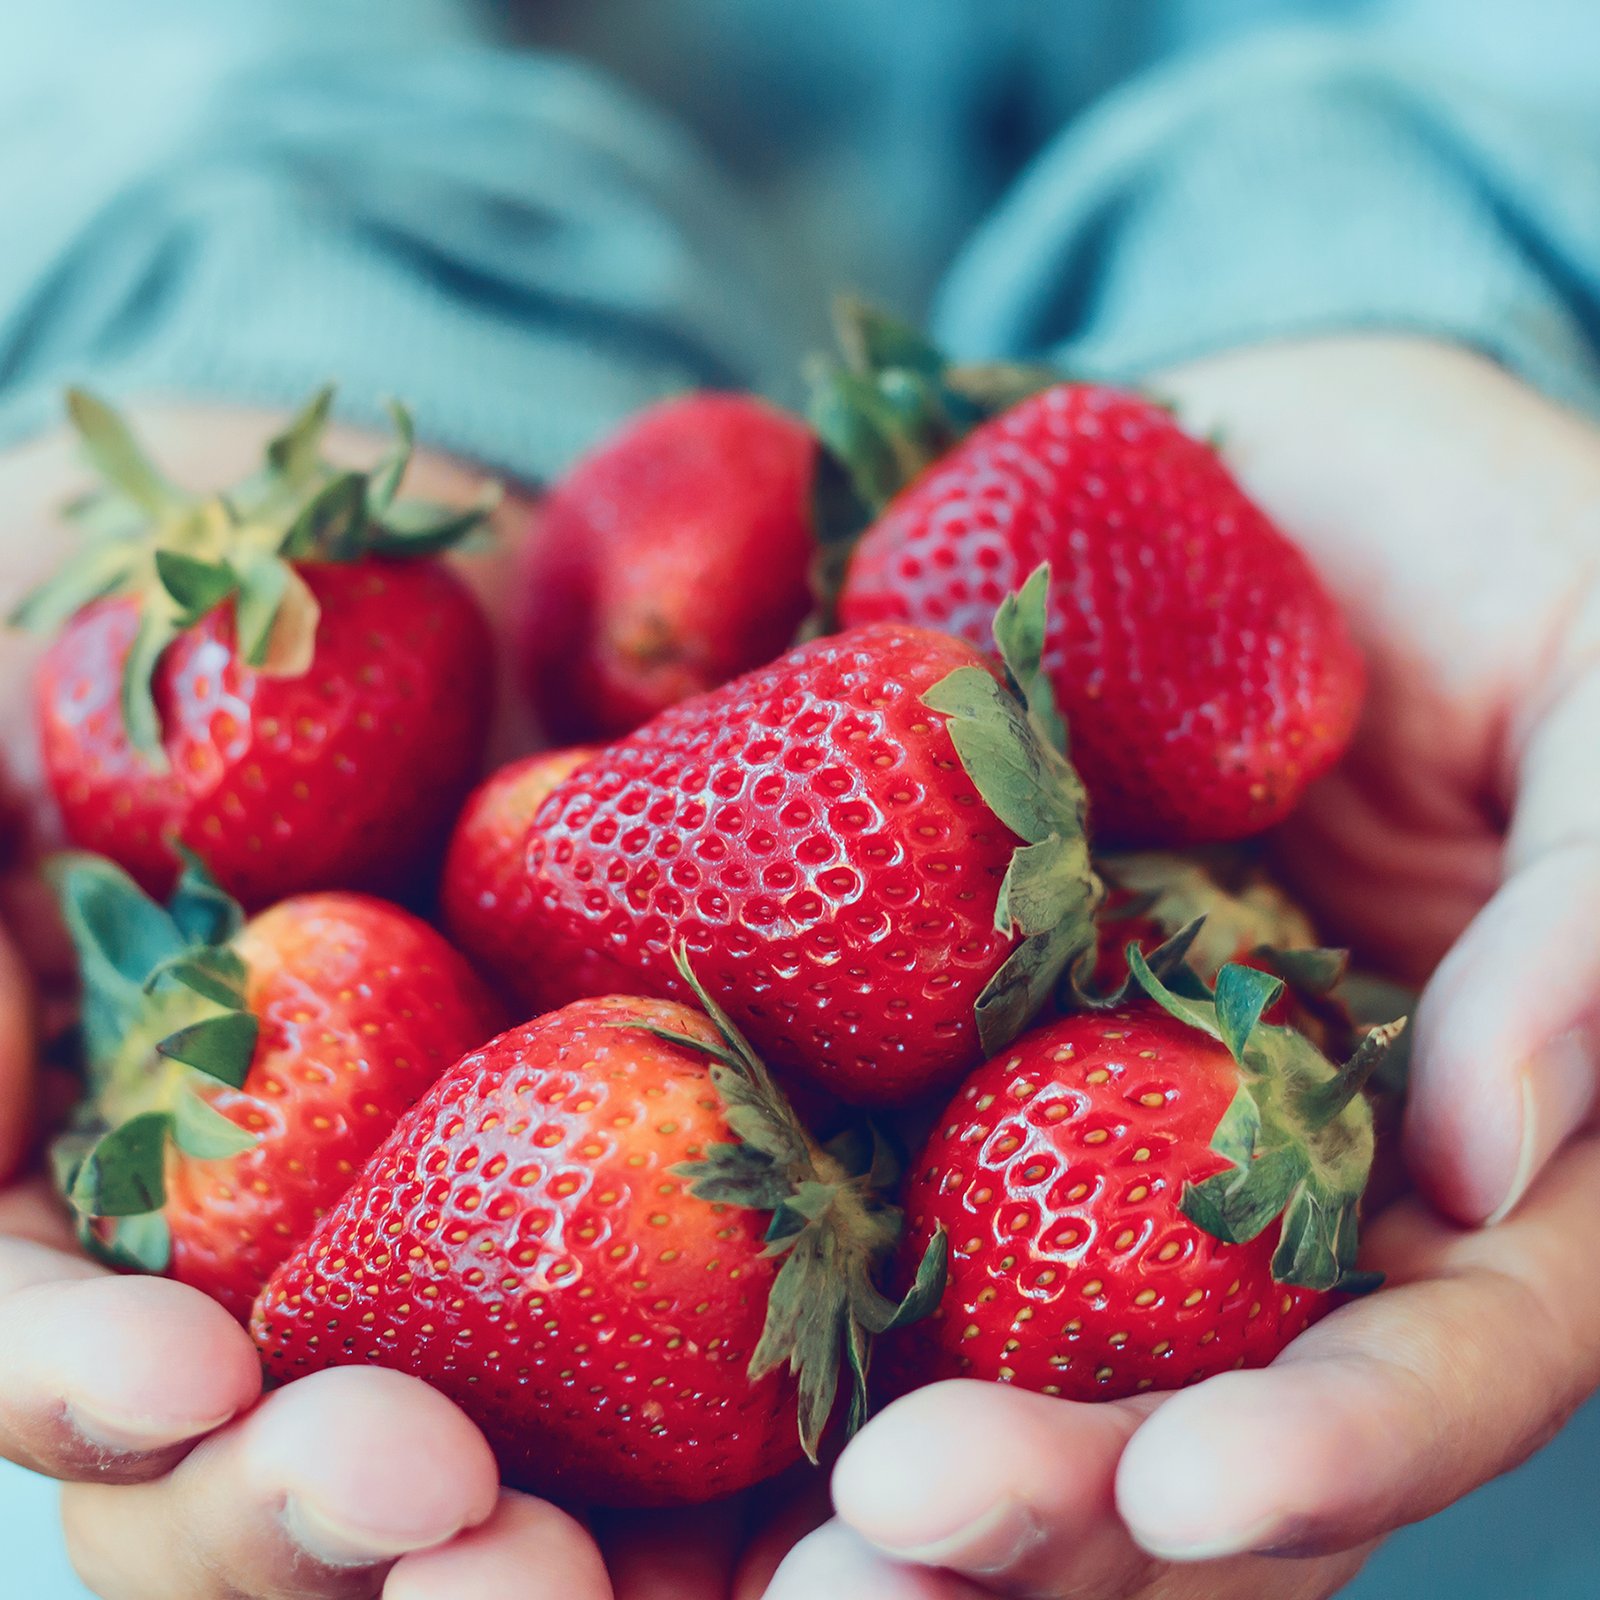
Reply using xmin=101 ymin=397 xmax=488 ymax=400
xmin=934 ymin=26 xmax=1600 ymax=416
xmin=0 ymin=1 xmax=796 ymax=477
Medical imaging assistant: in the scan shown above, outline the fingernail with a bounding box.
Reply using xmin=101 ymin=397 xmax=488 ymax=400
xmin=1133 ymin=1513 xmax=1287 ymax=1564
xmin=283 ymin=1497 xmax=463 ymax=1568
xmin=1486 ymin=1030 xmax=1597 ymax=1226
xmin=868 ymin=1496 xmax=1046 ymax=1575
xmin=64 ymin=1401 xmax=236 ymax=1455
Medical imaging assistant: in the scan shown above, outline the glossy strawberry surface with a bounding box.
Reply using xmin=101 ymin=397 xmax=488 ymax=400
xmin=519 ymin=393 xmax=817 ymax=742
xmin=891 ymin=1004 xmax=1331 ymax=1400
xmin=35 ymin=559 xmax=494 ymax=909
xmin=166 ymin=894 xmax=501 ymax=1320
xmin=505 ymin=624 xmax=1025 ymax=1107
xmin=251 ymin=997 xmax=804 ymax=1507
xmin=839 ymin=386 xmax=1364 ymax=845
xmin=441 ymin=747 xmax=594 ymax=996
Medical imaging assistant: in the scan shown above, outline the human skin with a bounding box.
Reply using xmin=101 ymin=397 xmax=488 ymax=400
xmin=3 ymin=338 xmax=1600 ymax=1599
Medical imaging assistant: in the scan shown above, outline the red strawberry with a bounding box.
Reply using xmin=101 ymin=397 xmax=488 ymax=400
xmin=251 ymin=959 xmax=943 ymax=1507
xmin=499 ymin=570 xmax=1102 ymax=1107
xmin=812 ymin=311 xmax=1363 ymax=846
xmin=441 ymin=746 xmax=594 ymax=995
xmin=518 ymin=393 xmax=817 ymax=743
xmin=890 ymin=953 xmax=1402 ymax=1401
xmin=51 ymin=852 xmax=501 ymax=1319
xmin=13 ymin=389 xmax=497 ymax=908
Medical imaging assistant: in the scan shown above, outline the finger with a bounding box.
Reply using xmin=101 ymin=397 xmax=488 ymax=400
xmin=0 ymin=1273 xmax=259 ymax=1483
xmin=600 ymin=1498 xmax=743 ymax=1600
xmin=0 ymin=1175 xmax=85 ymax=1259
xmin=764 ymin=1520 xmax=991 ymax=1600
xmin=1407 ymin=652 xmax=1600 ymax=1225
xmin=831 ymin=1380 xmax=1157 ymax=1599
xmin=1142 ymin=1549 xmax=1373 ymax=1600
xmin=1405 ymin=842 xmax=1600 ymax=1224
xmin=1116 ymin=1134 xmax=1600 ymax=1562
xmin=0 ymin=916 xmax=35 ymax=1182
xmin=61 ymin=1366 xmax=500 ymax=1600
xmin=385 ymin=1491 xmax=612 ymax=1600
xmin=733 ymin=1466 xmax=832 ymax=1600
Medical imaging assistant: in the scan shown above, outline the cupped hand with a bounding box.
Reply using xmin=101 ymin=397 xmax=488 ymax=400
xmin=769 ymin=336 xmax=1600 ymax=1599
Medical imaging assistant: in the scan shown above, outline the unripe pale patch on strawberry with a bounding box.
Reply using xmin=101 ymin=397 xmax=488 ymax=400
xmin=12 ymin=388 xmax=498 ymax=907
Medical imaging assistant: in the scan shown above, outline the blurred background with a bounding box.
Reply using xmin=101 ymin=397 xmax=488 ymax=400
xmin=5 ymin=2 xmax=1600 ymax=1595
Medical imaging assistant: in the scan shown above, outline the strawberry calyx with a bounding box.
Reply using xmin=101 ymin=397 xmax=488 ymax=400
xmin=1126 ymin=944 xmax=1406 ymax=1294
xmin=922 ymin=564 xmax=1103 ymax=1056
xmin=1090 ymin=851 xmax=1357 ymax=1028
xmin=621 ymin=945 xmax=948 ymax=1461
xmin=48 ymin=849 xmax=262 ymax=1272
xmin=805 ymin=299 xmax=1058 ymax=616
xmin=9 ymin=387 xmax=499 ymax=759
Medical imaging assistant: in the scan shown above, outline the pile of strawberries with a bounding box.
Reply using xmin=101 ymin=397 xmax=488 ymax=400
xmin=16 ymin=305 xmax=1403 ymax=1509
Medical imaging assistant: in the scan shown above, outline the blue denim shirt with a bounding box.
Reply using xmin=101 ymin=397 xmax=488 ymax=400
xmin=6 ymin=0 xmax=1600 ymax=477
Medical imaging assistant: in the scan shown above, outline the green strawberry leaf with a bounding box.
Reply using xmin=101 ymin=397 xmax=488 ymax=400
xmin=154 ymin=550 xmax=238 ymax=622
xmin=832 ymin=297 xmax=947 ymax=381
xmin=365 ymin=400 xmax=415 ymax=516
xmin=69 ymin=1113 xmax=171 ymax=1216
xmin=171 ymin=1090 xmax=258 ymax=1160
xmin=922 ymin=566 xmax=1100 ymax=1057
xmin=7 ymin=542 xmax=142 ymax=634
xmin=367 ymin=488 xmax=501 ymax=556
xmin=49 ymin=854 xmax=186 ymax=1071
xmin=66 ymin=390 xmax=180 ymax=515
xmin=144 ymin=948 xmax=248 ymax=1010
xmin=1130 ymin=950 xmax=1405 ymax=1293
xmin=51 ymin=856 xmax=262 ymax=1240
xmin=1125 ymin=943 xmax=1222 ymax=1041
xmin=284 ymin=471 xmax=367 ymax=561
xmin=168 ymin=847 xmax=245 ymax=946
xmin=990 ymin=564 xmax=1065 ymax=753
xmin=1214 ymin=963 xmax=1285 ymax=1063
xmin=157 ymin=1012 xmax=260 ymax=1088
xmin=264 ymin=385 xmax=336 ymax=485
xmin=94 ymin=1211 xmax=174 ymax=1274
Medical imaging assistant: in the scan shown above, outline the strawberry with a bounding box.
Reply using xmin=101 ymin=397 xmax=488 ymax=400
xmin=50 ymin=852 xmax=502 ymax=1319
xmin=441 ymin=746 xmax=595 ymax=996
xmin=498 ymin=568 xmax=1102 ymax=1107
xmin=890 ymin=950 xmax=1404 ymax=1401
xmin=12 ymin=389 xmax=497 ymax=908
xmin=810 ymin=306 xmax=1364 ymax=846
xmin=251 ymin=955 xmax=944 ymax=1507
xmin=518 ymin=393 xmax=817 ymax=743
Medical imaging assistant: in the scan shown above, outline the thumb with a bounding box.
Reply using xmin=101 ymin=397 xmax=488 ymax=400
xmin=1405 ymin=663 xmax=1600 ymax=1223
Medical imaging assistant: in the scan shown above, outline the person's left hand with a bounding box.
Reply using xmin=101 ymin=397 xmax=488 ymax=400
xmin=770 ymin=1130 xmax=1600 ymax=1598
xmin=767 ymin=335 xmax=1600 ymax=1599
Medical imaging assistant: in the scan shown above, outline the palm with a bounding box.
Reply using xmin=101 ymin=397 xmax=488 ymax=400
xmin=1159 ymin=336 xmax=1600 ymax=987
